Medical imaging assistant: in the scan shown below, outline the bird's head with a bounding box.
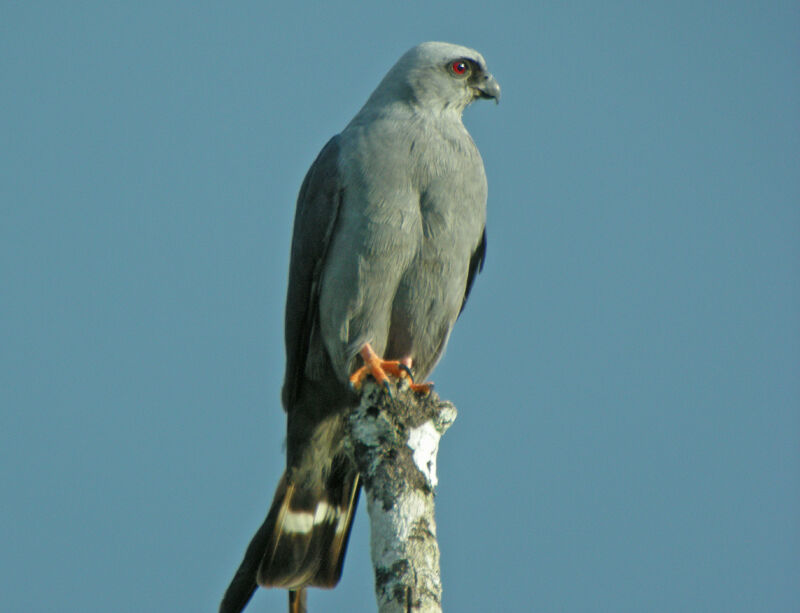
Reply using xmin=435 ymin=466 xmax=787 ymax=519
xmin=369 ymin=42 xmax=500 ymax=115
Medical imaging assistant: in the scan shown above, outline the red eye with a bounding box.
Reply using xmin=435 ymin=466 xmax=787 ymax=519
xmin=450 ymin=60 xmax=468 ymax=76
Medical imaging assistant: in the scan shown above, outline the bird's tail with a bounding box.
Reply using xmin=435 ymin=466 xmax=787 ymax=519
xmin=220 ymin=460 xmax=361 ymax=613
xmin=258 ymin=466 xmax=361 ymax=589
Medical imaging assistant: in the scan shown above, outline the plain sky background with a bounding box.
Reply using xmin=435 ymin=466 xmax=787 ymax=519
xmin=2 ymin=2 xmax=798 ymax=612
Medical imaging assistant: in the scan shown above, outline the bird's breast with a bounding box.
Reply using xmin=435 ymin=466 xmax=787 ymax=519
xmin=319 ymin=118 xmax=486 ymax=378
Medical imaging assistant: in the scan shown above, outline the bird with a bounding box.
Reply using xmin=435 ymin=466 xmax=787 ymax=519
xmin=220 ymin=41 xmax=499 ymax=613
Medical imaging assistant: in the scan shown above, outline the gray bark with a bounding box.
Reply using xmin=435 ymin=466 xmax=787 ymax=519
xmin=345 ymin=380 xmax=457 ymax=613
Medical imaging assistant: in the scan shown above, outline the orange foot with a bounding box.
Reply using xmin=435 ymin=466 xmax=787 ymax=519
xmin=349 ymin=344 xmax=433 ymax=395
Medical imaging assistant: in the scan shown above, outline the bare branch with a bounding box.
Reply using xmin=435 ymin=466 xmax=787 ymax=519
xmin=345 ymin=380 xmax=457 ymax=613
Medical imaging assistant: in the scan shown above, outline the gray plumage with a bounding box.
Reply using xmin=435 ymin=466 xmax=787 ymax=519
xmin=221 ymin=41 xmax=498 ymax=613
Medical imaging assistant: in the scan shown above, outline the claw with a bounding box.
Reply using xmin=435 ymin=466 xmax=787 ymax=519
xmin=348 ymin=344 xmax=432 ymax=396
xmin=397 ymin=363 xmax=414 ymax=381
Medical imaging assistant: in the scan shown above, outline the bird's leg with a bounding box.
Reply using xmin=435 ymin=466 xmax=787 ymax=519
xmin=349 ymin=344 xmax=404 ymax=394
xmin=349 ymin=345 xmax=432 ymax=395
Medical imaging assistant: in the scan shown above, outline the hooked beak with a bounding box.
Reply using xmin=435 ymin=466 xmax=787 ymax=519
xmin=474 ymin=72 xmax=501 ymax=103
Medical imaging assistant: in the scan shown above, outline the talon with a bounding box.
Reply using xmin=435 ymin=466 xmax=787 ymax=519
xmin=348 ymin=366 xmax=371 ymax=391
xmin=397 ymin=363 xmax=414 ymax=381
xmin=347 ymin=344 xmax=432 ymax=395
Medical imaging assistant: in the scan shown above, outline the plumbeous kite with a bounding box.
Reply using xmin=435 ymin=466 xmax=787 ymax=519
xmin=220 ymin=41 xmax=499 ymax=613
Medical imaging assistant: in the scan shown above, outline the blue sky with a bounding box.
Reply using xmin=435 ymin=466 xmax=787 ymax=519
xmin=2 ymin=2 xmax=798 ymax=612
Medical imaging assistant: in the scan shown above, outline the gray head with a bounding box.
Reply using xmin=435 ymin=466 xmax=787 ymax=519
xmin=364 ymin=41 xmax=500 ymax=115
